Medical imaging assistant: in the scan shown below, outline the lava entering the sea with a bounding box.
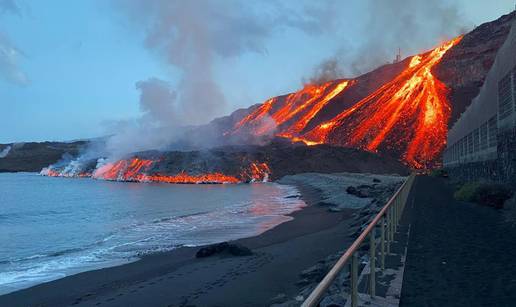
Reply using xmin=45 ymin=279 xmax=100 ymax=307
xmin=42 ymin=157 xmax=271 ymax=184
xmin=230 ymin=37 xmax=463 ymax=168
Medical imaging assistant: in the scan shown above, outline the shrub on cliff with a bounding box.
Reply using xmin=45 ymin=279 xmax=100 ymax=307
xmin=454 ymin=182 xmax=513 ymax=208
xmin=429 ymin=169 xmax=448 ymax=178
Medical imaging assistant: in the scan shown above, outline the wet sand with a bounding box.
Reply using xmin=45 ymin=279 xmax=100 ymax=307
xmin=0 ymin=180 xmax=360 ymax=307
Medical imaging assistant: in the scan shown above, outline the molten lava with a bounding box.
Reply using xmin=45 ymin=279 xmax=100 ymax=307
xmin=43 ymin=157 xmax=271 ymax=184
xmin=231 ymin=37 xmax=463 ymax=168
xmin=231 ymin=80 xmax=352 ymax=137
xmin=141 ymin=172 xmax=241 ymax=184
xmin=93 ymin=158 xmax=154 ymax=181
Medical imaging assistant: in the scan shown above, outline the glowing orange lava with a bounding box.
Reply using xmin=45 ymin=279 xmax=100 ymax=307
xmin=230 ymin=80 xmax=352 ymax=138
xmin=43 ymin=157 xmax=272 ymax=184
xmin=141 ymin=172 xmax=241 ymax=184
xmin=92 ymin=158 xmax=154 ymax=181
xmin=232 ymin=37 xmax=462 ymax=168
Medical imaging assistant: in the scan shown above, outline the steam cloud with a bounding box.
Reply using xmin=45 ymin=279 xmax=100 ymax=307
xmin=0 ymin=145 xmax=11 ymax=158
xmin=101 ymin=0 xmax=336 ymax=158
xmin=103 ymin=78 xmax=183 ymax=158
xmin=305 ymin=57 xmax=344 ymax=85
xmin=308 ymin=0 xmax=469 ymax=79
xmin=0 ymin=0 xmax=29 ymax=86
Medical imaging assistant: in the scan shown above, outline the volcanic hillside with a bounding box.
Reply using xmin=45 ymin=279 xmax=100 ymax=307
xmin=4 ymin=12 xmax=515 ymax=183
xmin=214 ymin=12 xmax=516 ymax=169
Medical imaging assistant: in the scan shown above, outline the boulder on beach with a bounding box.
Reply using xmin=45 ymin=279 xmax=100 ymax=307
xmin=195 ymin=242 xmax=253 ymax=258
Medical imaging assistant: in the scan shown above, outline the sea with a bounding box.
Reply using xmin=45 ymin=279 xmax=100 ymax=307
xmin=0 ymin=172 xmax=305 ymax=295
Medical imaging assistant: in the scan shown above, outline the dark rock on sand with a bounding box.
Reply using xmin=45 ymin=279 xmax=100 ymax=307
xmin=300 ymin=262 xmax=329 ymax=282
xmin=195 ymin=242 xmax=253 ymax=258
xmin=285 ymin=195 xmax=300 ymax=199
xmin=346 ymin=186 xmax=365 ymax=198
xmin=346 ymin=185 xmax=374 ymax=198
xmin=320 ymin=294 xmax=347 ymax=307
xmin=317 ymin=201 xmax=336 ymax=206
xmin=270 ymin=293 xmax=288 ymax=304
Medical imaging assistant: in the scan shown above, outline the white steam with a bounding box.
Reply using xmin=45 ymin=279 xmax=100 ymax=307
xmin=0 ymin=145 xmax=11 ymax=158
xmin=0 ymin=0 xmax=29 ymax=86
xmin=103 ymin=78 xmax=182 ymax=158
xmin=101 ymin=0 xmax=337 ymax=158
xmin=308 ymin=0 xmax=469 ymax=79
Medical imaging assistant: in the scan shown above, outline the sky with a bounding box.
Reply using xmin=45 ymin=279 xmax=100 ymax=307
xmin=0 ymin=0 xmax=515 ymax=143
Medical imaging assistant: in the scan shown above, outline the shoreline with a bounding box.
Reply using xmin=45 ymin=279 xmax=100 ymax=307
xmin=0 ymin=172 xmax=401 ymax=307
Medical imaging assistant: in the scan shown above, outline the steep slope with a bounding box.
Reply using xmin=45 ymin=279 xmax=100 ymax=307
xmin=223 ymin=12 xmax=515 ymax=168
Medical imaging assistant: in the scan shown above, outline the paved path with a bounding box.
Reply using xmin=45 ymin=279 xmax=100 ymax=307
xmin=400 ymin=176 xmax=516 ymax=307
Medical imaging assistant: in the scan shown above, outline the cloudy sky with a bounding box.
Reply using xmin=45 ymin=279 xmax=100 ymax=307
xmin=1 ymin=0 xmax=514 ymax=143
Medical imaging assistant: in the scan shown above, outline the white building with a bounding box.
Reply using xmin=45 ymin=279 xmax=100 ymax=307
xmin=443 ymin=19 xmax=516 ymax=167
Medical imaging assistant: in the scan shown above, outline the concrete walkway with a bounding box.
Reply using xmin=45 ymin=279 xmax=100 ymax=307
xmin=400 ymin=176 xmax=516 ymax=306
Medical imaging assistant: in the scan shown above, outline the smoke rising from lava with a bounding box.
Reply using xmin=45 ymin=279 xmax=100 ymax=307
xmin=0 ymin=0 xmax=29 ymax=86
xmin=308 ymin=0 xmax=469 ymax=80
xmin=101 ymin=78 xmax=185 ymax=158
xmin=100 ymin=0 xmax=337 ymax=158
xmin=304 ymin=57 xmax=344 ymax=85
xmin=0 ymin=145 xmax=11 ymax=158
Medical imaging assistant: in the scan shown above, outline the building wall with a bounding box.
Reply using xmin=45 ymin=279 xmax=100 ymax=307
xmin=444 ymin=19 xmax=516 ymax=171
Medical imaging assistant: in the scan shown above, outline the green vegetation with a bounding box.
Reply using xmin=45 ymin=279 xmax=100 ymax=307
xmin=429 ymin=169 xmax=448 ymax=178
xmin=454 ymin=182 xmax=513 ymax=208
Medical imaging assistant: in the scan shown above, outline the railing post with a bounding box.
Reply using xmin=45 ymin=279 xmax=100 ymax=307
xmin=380 ymin=217 xmax=385 ymax=270
xmin=394 ymin=198 xmax=399 ymax=226
xmin=397 ymin=197 xmax=401 ymax=223
xmin=369 ymin=228 xmax=376 ymax=297
xmin=392 ymin=205 xmax=396 ymax=236
xmin=351 ymin=252 xmax=358 ymax=307
xmin=389 ymin=207 xmax=394 ymax=241
xmin=386 ymin=211 xmax=391 ymax=254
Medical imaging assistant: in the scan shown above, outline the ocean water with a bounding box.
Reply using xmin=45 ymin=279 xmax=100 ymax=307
xmin=0 ymin=172 xmax=305 ymax=295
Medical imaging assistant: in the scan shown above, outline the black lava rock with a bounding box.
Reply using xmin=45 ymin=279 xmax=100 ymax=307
xmin=346 ymin=186 xmax=369 ymax=198
xmin=195 ymin=242 xmax=252 ymax=258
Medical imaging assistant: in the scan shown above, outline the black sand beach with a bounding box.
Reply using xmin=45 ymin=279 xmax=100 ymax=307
xmin=0 ymin=189 xmax=351 ymax=306
xmin=0 ymin=173 xmax=401 ymax=307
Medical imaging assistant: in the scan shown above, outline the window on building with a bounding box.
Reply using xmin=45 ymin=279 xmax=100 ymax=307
xmin=480 ymin=122 xmax=488 ymax=150
xmin=499 ymin=73 xmax=512 ymax=120
xmin=468 ymin=133 xmax=473 ymax=154
xmin=473 ymin=128 xmax=480 ymax=153
xmin=460 ymin=138 xmax=466 ymax=157
xmin=488 ymin=116 xmax=497 ymax=148
xmin=513 ymin=65 xmax=516 ymax=116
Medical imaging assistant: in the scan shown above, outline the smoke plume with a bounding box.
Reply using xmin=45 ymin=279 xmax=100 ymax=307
xmin=102 ymin=78 xmax=183 ymax=158
xmin=0 ymin=145 xmax=11 ymax=158
xmin=0 ymin=0 xmax=29 ymax=86
xmin=304 ymin=57 xmax=345 ymax=85
xmin=102 ymin=0 xmax=336 ymax=157
xmin=307 ymin=0 xmax=469 ymax=80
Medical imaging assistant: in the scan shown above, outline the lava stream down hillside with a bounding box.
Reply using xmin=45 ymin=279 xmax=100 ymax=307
xmin=230 ymin=37 xmax=463 ymax=168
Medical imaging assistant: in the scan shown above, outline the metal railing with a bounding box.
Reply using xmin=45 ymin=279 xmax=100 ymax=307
xmin=302 ymin=173 xmax=416 ymax=307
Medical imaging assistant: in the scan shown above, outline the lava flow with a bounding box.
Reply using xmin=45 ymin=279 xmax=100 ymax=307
xmin=43 ymin=157 xmax=271 ymax=184
xmin=230 ymin=80 xmax=352 ymax=137
xmin=307 ymin=36 xmax=463 ymax=168
xmin=231 ymin=37 xmax=462 ymax=169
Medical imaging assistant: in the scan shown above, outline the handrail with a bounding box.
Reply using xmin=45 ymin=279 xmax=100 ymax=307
xmin=302 ymin=173 xmax=416 ymax=307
